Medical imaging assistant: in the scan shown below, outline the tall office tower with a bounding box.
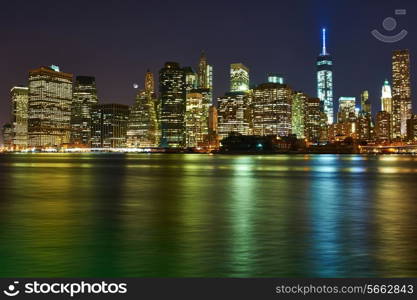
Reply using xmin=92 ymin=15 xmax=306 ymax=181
xmin=28 ymin=66 xmax=73 ymax=147
xmin=217 ymin=92 xmax=251 ymax=140
xmin=317 ymin=28 xmax=334 ymax=124
xmin=407 ymin=114 xmax=417 ymax=141
xmin=305 ymin=97 xmax=323 ymax=143
xmin=357 ymin=113 xmax=372 ymax=142
xmin=392 ymin=49 xmax=412 ymax=138
xmin=381 ymin=79 xmax=392 ymax=113
xmin=2 ymin=124 xmax=13 ymax=148
xmin=197 ymin=51 xmax=213 ymax=103
xmin=91 ymin=104 xmax=129 ymax=148
xmin=185 ymin=92 xmax=206 ymax=148
xmin=252 ymin=83 xmax=293 ymax=137
xmin=337 ymin=97 xmax=356 ymax=123
xmin=375 ymin=111 xmax=391 ymax=142
xmin=207 ymin=105 xmax=219 ymax=149
xmin=127 ymin=91 xmax=159 ymax=148
xmin=267 ymin=74 xmax=284 ymax=84
xmin=159 ymin=62 xmax=186 ymax=148
xmin=230 ymin=63 xmax=250 ymax=92
xmin=183 ymin=67 xmax=198 ymax=92
xmin=144 ymin=69 xmax=154 ymax=95
xmin=70 ymin=76 xmax=98 ymax=146
xmin=10 ymin=86 xmax=29 ymax=149
xmin=292 ymin=92 xmax=307 ymax=139
xmin=360 ymin=90 xmax=371 ymax=114
xmin=127 ymin=70 xmax=159 ymax=148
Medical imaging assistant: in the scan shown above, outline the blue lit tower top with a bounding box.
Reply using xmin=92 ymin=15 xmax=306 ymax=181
xmin=317 ymin=28 xmax=334 ymax=124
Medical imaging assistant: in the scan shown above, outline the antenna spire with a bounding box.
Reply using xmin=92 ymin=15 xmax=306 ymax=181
xmin=322 ymin=28 xmax=327 ymax=55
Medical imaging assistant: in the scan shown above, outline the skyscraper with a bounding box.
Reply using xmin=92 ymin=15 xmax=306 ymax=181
xmin=127 ymin=70 xmax=159 ymax=148
xmin=317 ymin=28 xmax=334 ymax=124
xmin=230 ymin=63 xmax=250 ymax=92
xmin=360 ymin=90 xmax=371 ymax=114
xmin=392 ymin=50 xmax=412 ymax=139
xmin=337 ymin=97 xmax=356 ymax=123
xmin=10 ymin=86 xmax=29 ymax=149
xmin=381 ymin=80 xmax=392 ymax=113
xmin=159 ymin=62 xmax=186 ymax=148
xmin=217 ymin=92 xmax=251 ymax=139
xmin=375 ymin=111 xmax=391 ymax=142
xmin=197 ymin=51 xmax=213 ymax=103
xmin=291 ymin=92 xmax=307 ymax=139
xmin=91 ymin=104 xmax=129 ymax=148
xmin=71 ymin=76 xmax=98 ymax=146
xmin=28 ymin=66 xmax=73 ymax=147
xmin=185 ymin=92 xmax=206 ymax=148
xmin=252 ymin=82 xmax=293 ymax=137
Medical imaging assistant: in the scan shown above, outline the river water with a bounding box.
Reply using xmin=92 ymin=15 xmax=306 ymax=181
xmin=0 ymin=153 xmax=416 ymax=277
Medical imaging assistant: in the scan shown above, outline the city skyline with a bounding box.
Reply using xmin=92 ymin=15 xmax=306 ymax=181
xmin=1 ymin=0 xmax=417 ymax=130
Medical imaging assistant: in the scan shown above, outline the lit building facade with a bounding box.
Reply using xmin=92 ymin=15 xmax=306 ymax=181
xmin=91 ymin=104 xmax=129 ymax=148
xmin=360 ymin=90 xmax=371 ymax=114
xmin=375 ymin=111 xmax=391 ymax=142
xmin=392 ymin=49 xmax=412 ymax=139
xmin=230 ymin=63 xmax=249 ymax=92
xmin=185 ymin=92 xmax=208 ymax=148
xmin=159 ymin=62 xmax=187 ymax=148
xmin=70 ymin=76 xmax=98 ymax=146
xmin=2 ymin=124 xmax=13 ymax=148
xmin=317 ymin=28 xmax=334 ymax=124
xmin=252 ymin=83 xmax=293 ymax=137
xmin=217 ymin=92 xmax=251 ymax=140
xmin=304 ymin=97 xmax=323 ymax=142
xmin=11 ymin=86 xmax=29 ymax=149
xmin=381 ymin=79 xmax=392 ymax=113
xmin=28 ymin=66 xmax=73 ymax=147
xmin=197 ymin=51 xmax=213 ymax=103
xmin=127 ymin=71 xmax=159 ymax=148
xmin=337 ymin=97 xmax=356 ymax=123
xmin=267 ymin=74 xmax=284 ymax=84
xmin=407 ymin=114 xmax=417 ymax=142
xmin=291 ymin=92 xmax=307 ymax=139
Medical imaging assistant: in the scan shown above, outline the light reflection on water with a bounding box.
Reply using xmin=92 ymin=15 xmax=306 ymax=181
xmin=0 ymin=153 xmax=416 ymax=277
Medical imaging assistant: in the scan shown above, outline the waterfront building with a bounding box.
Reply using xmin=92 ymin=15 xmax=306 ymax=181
xmin=197 ymin=51 xmax=213 ymax=103
xmin=206 ymin=105 xmax=219 ymax=150
xmin=10 ymin=86 xmax=29 ymax=149
xmin=159 ymin=62 xmax=187 ymax=148
xmin=407 ymin=114 xmax=417 ymax=142
xmin=357 ymin=113 xmax=373 ymax=142
xmin=360 ymin=90 xmax=371 ymax=114
xmin=337 ymin=97 xmax=356 ymax=123
xmin=251 ymin=83 xmax=293 ymax=137
xmin=126 ymin=71 xmax=159 ymax=148
xmin=28 ymin=66 xmax=73 ymax=147
xmin=392 ymin=50 xmax=412 ymax=139
xmin=70 ymin=76 xmax=98 ymax=146
xmin=230 ymin=63 xmax=250 ymax=92
xmin=291 ymin=92 xmax=306 ymax=139
xmin=184 ymin=67 xmax=198 ymax=92
xmin=304 ymin=97 xmax=323 ymax=143
xmin=381 ymin=80 xmax=392 ymax=113
xmin=317 ymin=28 xmax=334 ymax=124
xmin=375 ymin=111 xmax=391 ymax=143
xmin=91 ymin=104 xmax=129 ymax=148
xmin=2 ymin=124 xmax=13 ymax=148
xmin=217 ymin=92 xmax=251 ymax=140
xmin=185 ymin=92 xmax=207 ymax=148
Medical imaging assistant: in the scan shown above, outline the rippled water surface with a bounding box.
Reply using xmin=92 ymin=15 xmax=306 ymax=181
xmin=0 ymin=153 xmax=416 ymax=277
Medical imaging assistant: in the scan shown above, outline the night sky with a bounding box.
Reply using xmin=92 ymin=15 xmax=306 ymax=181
xmin=1 ymin=0 xmax=416 ymax=130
